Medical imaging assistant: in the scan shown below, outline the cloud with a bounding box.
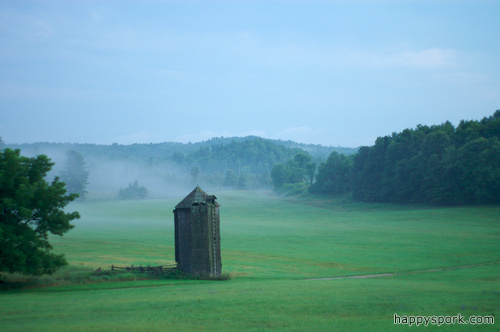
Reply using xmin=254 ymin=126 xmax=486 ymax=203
xmin=90 ymin=11 xmax=103 ymax=22
xmin=175 ymin=131 xmax=231 ymax=143
xmin=272 ymin=127 xmax=325 ymax=144
xmin=323 ymin=47 xmax=459 ymax=69
xmin=238 ymin=130 xmax=268 ymax=138
xmin=173 ymin=130 xmax=270 ymax=144
xmin=247 ymin=39 xmax=458 ymax=71
xmin=391 ymin=48 xmax=457 ymax=68
xmin=113 ymin=131 xmax=169 ymax=145
xmin=32 ymin=19 xmax=55 ymax=38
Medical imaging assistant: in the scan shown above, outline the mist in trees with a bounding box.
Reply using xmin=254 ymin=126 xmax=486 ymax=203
xmin=4 ymin=136 xmax=349 ymax=198
xmin=119 ymin=180 xmax=148 ymax=199
xmin=190 ymin=166 xmax=200 ymax=185
xmin=60 ymin=150 xmax=89 ymax=199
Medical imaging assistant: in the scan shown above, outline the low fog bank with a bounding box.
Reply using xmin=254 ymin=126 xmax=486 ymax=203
xmin=7 ymin=145 xmax=196 ymax=199
xmin=86 ymin=158 xmax=192 ymax=198
xmin=5 ymin=137 xmax=344 ymax=199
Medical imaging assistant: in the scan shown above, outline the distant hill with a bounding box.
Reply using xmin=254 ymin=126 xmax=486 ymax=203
xmin=5 ymin=136 xmax=356 ymax=195
xmin=6 ymin=136 xmax=356 ymax=160
xmin=168 ymin=135 xmax=358 ymax=158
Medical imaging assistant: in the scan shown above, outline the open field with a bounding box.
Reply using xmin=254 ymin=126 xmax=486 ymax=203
xmin=1 ymin=191 xmax=499 ymax=331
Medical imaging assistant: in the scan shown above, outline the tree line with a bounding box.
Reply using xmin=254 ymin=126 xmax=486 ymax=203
xmin=6 ymin=137 xmax=354 ymax=192
xmin=308 ymin=111 xmax=500 ymax=205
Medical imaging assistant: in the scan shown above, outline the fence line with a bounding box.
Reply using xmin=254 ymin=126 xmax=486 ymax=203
xmin=93 ymin=264 xmax=177 ymax=276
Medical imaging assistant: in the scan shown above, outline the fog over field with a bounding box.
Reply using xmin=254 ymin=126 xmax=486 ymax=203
xmin=84 ymin=159 xmax=186 ymax=197
xmin=11 ymin=144 xmax=193 ymax=198
xmin=7 ymin=136 xmax=346 ymax=198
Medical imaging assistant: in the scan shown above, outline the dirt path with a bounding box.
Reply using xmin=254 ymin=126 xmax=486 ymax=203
xmin=305 ymin=260 xmax=500 ymax=281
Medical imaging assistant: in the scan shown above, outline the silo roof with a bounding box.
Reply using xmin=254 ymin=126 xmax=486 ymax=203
xmin=175 ymin=186 xmax=219 ymax=209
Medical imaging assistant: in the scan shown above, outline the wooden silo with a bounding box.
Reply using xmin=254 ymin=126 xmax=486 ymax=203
xmin=173 ymin=186 xmax=221 ymax=277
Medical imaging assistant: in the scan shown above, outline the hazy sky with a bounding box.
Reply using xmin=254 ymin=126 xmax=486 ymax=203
xmin=1 ymin=0 xmax=499 ymax=147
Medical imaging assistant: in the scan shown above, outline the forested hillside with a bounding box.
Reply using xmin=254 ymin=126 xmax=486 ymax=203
xmin=310 ymin=111 xmax=500 ymax=205
xmin=5 ymin=136 xmax=355 ymax=196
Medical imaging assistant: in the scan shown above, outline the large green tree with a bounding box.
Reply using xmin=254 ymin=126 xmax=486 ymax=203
xmin=0 ymin=149 xmax=80 ymax=276
xmin=310 ymin=152 xmax=352 ymax=195
xmin=271 ymin=152 xmax=316 ymax=191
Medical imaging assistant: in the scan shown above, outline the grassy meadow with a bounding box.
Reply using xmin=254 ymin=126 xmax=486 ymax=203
xmin=1 ymin=191 xmax=499 ymax=331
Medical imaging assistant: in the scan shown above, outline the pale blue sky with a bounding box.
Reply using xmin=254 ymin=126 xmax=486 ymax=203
xmin=1 ymin=0 xmax=499 ymax=147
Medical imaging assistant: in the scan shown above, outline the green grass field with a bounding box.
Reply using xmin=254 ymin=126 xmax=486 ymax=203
xmin=1 ymin=191 xmax=499 ymax=331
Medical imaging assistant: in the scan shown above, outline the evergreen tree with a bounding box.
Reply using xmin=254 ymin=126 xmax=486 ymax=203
xmin=190 ymin=166 xmax=200 ymax=185
xmin=61 ymin=150 xmax=89 ymax=199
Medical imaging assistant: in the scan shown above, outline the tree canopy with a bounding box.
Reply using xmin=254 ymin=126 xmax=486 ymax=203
xmin=0 ymin=149 xmax=80 ymax=275
xmin=309 ymin=151 xmax=352 ymax=195
xmin=271 ymin=152 xmax=316 ymax=192
xmin=6 ymin=136 xmax=352 ymax=190
xmin=312 ymin=111 xmax=500 ymax=205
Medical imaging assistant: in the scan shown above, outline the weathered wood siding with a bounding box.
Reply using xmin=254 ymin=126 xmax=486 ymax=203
xmin=173 ymin=187 xmax=221 ymax=277
xmin=174 ymin=208 xmax=192 ymax=274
